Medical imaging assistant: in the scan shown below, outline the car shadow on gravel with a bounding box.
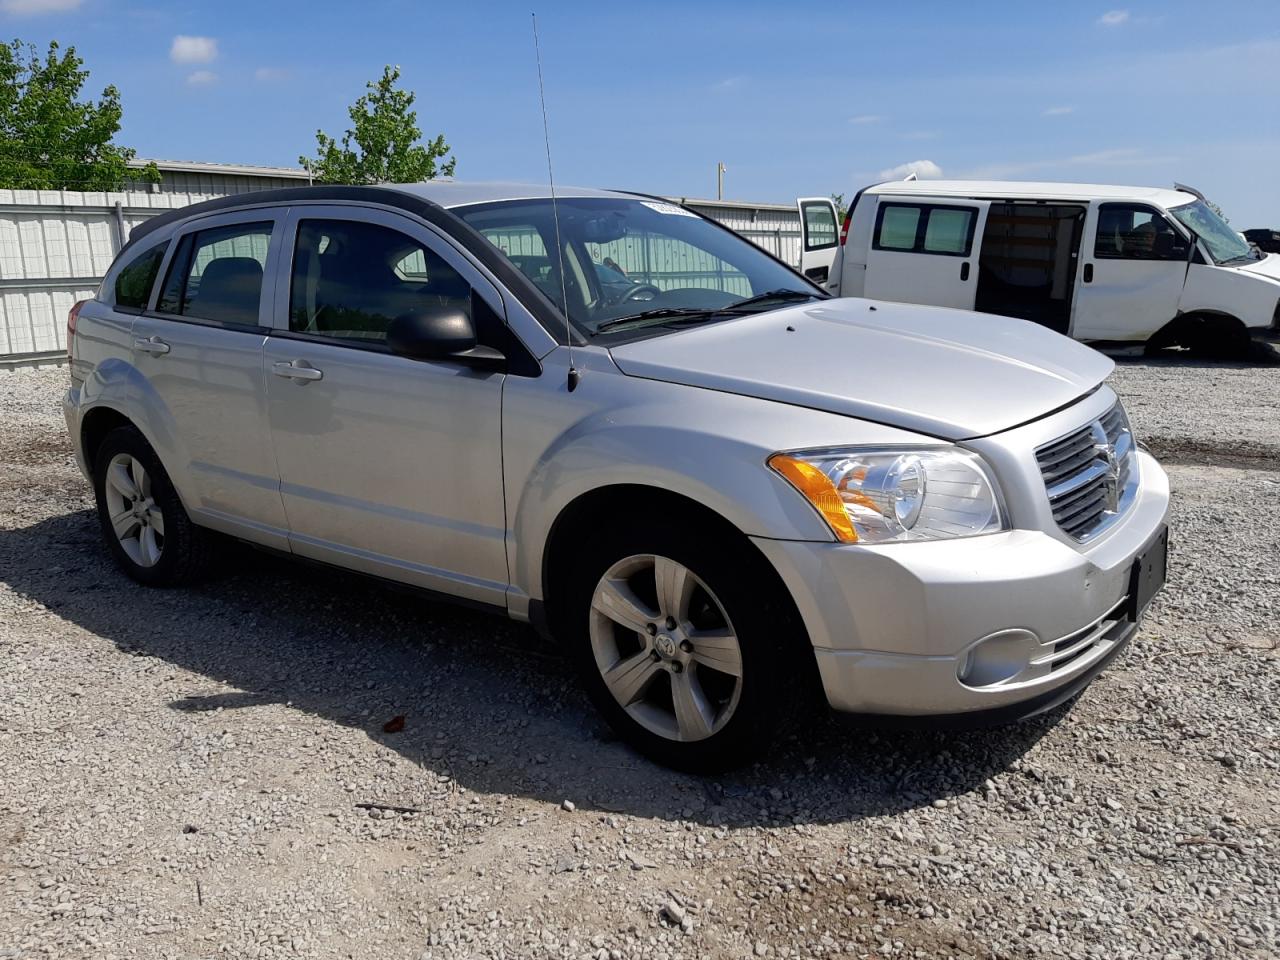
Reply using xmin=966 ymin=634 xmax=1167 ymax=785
xmin=3 ymin=509 xmax=1067 ymax=827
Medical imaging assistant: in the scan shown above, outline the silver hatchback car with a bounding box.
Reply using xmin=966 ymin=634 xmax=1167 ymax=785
xmin=64 ymin=182 xmax=1170 ymax=771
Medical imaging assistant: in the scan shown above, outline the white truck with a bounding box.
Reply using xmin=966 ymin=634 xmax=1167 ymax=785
xmin=799 ymin=181 xmax=1280 ymax=355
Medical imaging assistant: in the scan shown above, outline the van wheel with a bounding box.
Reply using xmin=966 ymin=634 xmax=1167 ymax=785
xmin=564 ymin=522 xmax=801 ymax=772
xmin=93 ymin=425 xmax=213 ymax=586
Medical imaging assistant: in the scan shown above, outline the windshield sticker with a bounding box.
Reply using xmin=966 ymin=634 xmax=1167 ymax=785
xmin=641 ymin=200 xmax=698 ymax=217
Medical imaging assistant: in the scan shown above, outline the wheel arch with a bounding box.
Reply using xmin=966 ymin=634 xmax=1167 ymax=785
xmin=538 ymin=483 xmax=820 ymax=686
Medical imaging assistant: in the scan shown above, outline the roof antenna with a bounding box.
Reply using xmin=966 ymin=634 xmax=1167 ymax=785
xmin=532 ymin=13 xmax=579 ymax=392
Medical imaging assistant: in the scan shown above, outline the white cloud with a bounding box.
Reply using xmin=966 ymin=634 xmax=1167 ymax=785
xmin=1042 ymin=105 xmax=1075 ymax=116
xmin=848 ymin=114 xmax=882 ymax=125
xmin=0 ymin=0 xmax=80 ymax=13
xmin=170 ymin=35 xmax=218 ymax=64
xmin=713 ymin=76 xmax=745 ymax=91
xmin=185 ymin=70 xmax=218 ymax=86
xmin=878 ymin=159 xmax=943 ymax=180
xmin=1098 ymin=9 xmax=1130 ymax=26
xmin=254 ymin=67 xmax=289 ymax=82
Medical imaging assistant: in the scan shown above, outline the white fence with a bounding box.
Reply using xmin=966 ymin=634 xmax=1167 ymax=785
xmin=0 ymin=188 xmax=803 ymax=364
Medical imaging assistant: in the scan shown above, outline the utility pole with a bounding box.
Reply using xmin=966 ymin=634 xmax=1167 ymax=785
xmin=716 ymin=162 xmax=726 ymax=201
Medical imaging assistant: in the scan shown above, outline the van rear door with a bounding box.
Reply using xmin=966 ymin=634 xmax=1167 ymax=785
xmin=862 ymin=197 xmax=990 ymax=310
xmin=796 ymin=197 xmax=840 ymax=284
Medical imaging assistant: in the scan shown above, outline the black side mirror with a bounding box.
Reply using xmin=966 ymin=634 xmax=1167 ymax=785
xmin=386 ymin=306 xmax=505 ymax=369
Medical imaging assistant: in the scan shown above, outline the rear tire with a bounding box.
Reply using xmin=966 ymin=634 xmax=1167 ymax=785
xmin=561 ymin=518 xmax=805 ymax=772
xmin=93 ymin=425 xmax=213 ymax=586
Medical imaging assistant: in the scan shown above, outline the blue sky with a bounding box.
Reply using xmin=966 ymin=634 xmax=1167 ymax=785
xmin=5 ymin=0 xmax=1279 ymax=225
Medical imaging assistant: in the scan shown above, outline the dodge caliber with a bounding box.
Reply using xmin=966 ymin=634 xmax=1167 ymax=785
xmin=63 ymin=182 xmax=1170 ymax=770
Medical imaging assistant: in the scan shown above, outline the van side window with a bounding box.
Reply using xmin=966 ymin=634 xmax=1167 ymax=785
xmin=1094 ymin=204 xmax=1185 ymax=261
xmin=113 ymin=240 xmax=169 ymax=312
xmin=874 ymin=203 xmax=976 ymax=256
xmin=289 ymin=219 xmax=472 ymax=342
xmin=876 ymin=205 xmax=921 ymax=250
xmin=157 ymin=222 xmax=272 ymax=326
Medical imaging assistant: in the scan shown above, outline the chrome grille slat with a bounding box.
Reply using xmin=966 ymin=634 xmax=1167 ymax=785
xmin=1036 ymin=401 xmax=1137 ymax=541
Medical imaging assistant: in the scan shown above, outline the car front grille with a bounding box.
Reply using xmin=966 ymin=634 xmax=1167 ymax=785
xmin=1036 ymin=401 xmax=1136 ymax=541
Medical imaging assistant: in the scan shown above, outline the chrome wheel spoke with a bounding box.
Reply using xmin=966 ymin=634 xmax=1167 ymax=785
xmin=687 ymin=627 xmax=742 ymax=677
xmin=110 ymin=508 xmax=140 ymax=540
xmin=654 ymin=556 xmax=696 ymax=622
xmin=107 ymin=462 xmax=139 ymax=500
xmin=592 ymin=578 xmax=657 ymax=635
xmin=139 ymin=525 xmax=161 ymax=566
xmin=131 ymin=458 xmax=151 ymax=499
xmin=671 ymin=670 xmax=715 ymax=741
xmin=602 ymin=650 xmax=662 ymax=706
xmin=147 ymin=507 xmax=165 ymax=537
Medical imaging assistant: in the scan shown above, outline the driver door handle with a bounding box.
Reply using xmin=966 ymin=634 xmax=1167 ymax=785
xmin=272 ymin=360 xmax=324 ymax=382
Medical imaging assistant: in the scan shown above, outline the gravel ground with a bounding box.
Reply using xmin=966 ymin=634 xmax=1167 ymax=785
xmin=1 ymin=360 xmax=1277 ymax=960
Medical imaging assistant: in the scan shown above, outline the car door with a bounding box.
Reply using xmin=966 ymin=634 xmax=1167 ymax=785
xmin=796 ymin=197 xmax=840 ymax=284
xmin=262 ymin=206 xmax=509 ymax=606
xmin=1071 ymin=202 xmax=1191 ymax=341
xmin=862 ymin=197 xmax=990 ymax=310
xmin=131 ymin=210 xmax=290 ymax=549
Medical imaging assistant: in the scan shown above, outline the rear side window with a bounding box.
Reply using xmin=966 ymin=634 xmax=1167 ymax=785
xmin=289 ymin=218 xmax=472 ymax=343
xmin=113 ymin=241 xmax=168 ymax=312
xmin=157 ymin=222 xmax=272 ymax=326
xmin=874 ymin=203 xmax=977 ymax=256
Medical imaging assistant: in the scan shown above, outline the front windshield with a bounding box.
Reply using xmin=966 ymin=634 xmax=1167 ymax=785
xmin=456 ymin=197 xmax=820 ymax=336
xmin=1168 ymin=199 xmax=1256 ymax=265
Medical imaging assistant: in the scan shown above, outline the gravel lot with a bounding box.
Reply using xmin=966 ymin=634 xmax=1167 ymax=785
xmin=1 ymin=359 xmax=1277 ymax=960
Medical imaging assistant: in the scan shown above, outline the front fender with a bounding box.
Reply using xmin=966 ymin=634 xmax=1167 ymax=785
xmin=503 ymin=347 xmax=933 ymax=603
xmin=1180 ymin=264 xmax=1280 ymax=330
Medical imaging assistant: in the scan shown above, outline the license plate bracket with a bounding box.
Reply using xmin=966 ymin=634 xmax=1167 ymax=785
xmin=1128 ymin=526 xmax=1168 ymax=620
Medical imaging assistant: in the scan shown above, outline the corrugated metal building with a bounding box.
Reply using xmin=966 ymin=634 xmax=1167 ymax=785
xmin=0 ymin=159 xmax=801 ymax=365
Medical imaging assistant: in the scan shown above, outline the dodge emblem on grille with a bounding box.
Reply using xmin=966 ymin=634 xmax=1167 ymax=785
xmin=1090 ymin=421 xmax=1122 ymax=512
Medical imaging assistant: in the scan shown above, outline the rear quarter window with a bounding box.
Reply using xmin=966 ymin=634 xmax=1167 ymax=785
xmin=113 ymin=241 xmax=169 ymax=312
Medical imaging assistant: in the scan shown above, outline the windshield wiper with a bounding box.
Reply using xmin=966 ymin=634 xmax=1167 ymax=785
xmin=723 ymin=288 xmax=822 ymax=312
xmin=593 ymin=307 xmax=719 ymax=334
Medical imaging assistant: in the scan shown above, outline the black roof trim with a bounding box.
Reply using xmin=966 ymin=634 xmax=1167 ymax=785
xmin=122 ymin=185 xmax=574 ymax=345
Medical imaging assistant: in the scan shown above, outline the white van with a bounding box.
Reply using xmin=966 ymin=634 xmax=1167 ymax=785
xmin=808 ymin=181 xmax=1280 ymax=354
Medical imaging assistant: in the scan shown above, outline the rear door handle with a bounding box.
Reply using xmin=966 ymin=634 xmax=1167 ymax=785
xmin=960 ymin=261 xmax=970 ymax=281
xmin=133 ymin=336 xmax=170 ymax=356
xmin=272 ymin=360 xmax=323 ymax=382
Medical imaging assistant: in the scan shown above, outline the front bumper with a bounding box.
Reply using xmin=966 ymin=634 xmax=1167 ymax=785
xmin=753 ymin=449 xmax=1170 ymax=717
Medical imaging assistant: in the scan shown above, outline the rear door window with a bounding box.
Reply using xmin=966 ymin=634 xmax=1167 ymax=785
xmin=923 ymin=208 xmax=975 ymax=254
xmin=875 ymin=205 xmax=922 ymax=250
xmin=157 ymin=222 xmax=273 ymax=326
xmin=113 ymin=240 xmax=169 ymax=312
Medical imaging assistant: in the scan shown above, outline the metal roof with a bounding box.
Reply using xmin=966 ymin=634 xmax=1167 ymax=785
xmin=128 ymin=158 xmax=311 ymax=180
xmin=866 ymin=179 xmax=1197 ymax=207
xmin=393 ymin=180 xmax=634 ymax=207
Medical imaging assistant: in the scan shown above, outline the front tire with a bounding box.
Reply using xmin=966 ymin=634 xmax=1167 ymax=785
xmin=563 ymin=521 xmax=803 ymax=772
xmin=93 ymin=425 xmax=212 ymax=586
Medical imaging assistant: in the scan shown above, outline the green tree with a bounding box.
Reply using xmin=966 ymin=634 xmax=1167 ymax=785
xmin=830 ymin=192 xmax=848 ymax=221
xmin=0 ymin=39 xmax=156 ymax=191
xmin=301 ymin=65 xmax=456 ymax=185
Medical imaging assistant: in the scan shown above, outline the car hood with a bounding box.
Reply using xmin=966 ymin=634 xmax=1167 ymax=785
xmin=1237 ymin=252 xmax=1280 ymax=282
xmin=607 ymin=298 xmax=1114 ymax=440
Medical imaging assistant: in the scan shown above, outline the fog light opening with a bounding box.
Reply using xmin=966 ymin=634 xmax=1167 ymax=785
xmin=958 ymin=629 xmax=1040 ymax=688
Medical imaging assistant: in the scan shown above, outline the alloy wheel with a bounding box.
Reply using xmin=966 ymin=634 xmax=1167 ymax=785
xmin=588 ymin=554 xmax=743 ymax=742
xmin=102 ymin=453 xmax=165 ymax=568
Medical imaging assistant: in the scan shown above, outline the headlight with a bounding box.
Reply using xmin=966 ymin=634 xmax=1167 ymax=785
xmin=768 ymin=447 xmax=1007 ymax=543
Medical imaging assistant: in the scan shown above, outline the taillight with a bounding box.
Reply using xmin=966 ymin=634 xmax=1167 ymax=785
xmin=839 ymin=209 xmax=853 ymax=246
xmin=67 ymin=299 xmax=86 ymax=363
